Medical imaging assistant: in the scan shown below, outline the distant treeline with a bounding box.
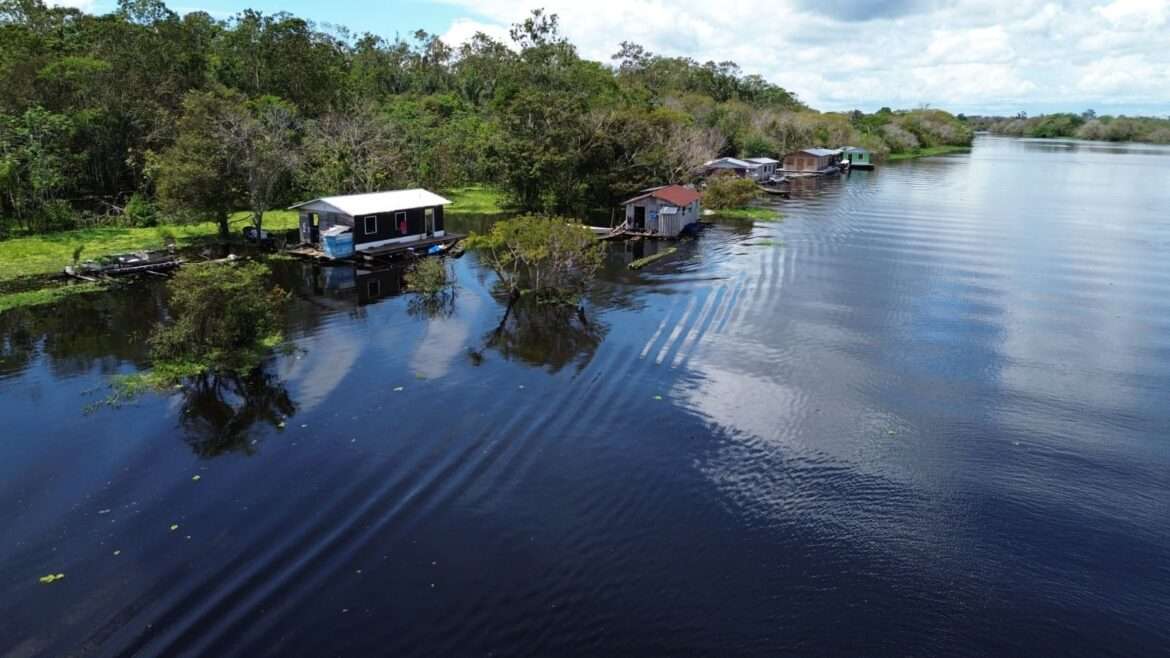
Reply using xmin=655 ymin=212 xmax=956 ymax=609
xmin=968 ymin=112 xmax=1170 ymax=144
xmin=1 ymin=0 xmax=971 ymax=235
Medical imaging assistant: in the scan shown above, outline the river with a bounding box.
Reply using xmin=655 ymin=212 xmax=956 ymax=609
xmin=2 ymin=135 xmax=1169 ymax=657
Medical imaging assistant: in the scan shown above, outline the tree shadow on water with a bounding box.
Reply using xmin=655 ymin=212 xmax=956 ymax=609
xmin=477 ymin=296 xmax=607 ymax=373
xmin=178 ymin=368 xmax=296 ymax=458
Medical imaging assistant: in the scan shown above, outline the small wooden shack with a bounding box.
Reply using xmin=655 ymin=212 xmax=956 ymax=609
xmin=621 ymin=185 xmax=702 ymax=237
xmin=745 ymin=157 xmax=780 ymax=180
xmin=291 ymin=189 xmax=452 ymax=257
xmin=701 ymin=157 xmax=762 ymax=180
xmin=781 ymin=148 xmax=843 ymax=174
xmin=842 ymin=146 xmax=874 ymax=169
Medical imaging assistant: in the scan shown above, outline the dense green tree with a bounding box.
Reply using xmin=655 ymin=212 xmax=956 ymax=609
xmin=152 ymin=87 xmax=247 ymax=238
xmin=0 ymin=106 xmax=77 ymax=231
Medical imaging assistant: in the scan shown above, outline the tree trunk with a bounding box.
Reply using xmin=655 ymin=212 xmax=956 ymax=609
xmin=216 ymin=209 xmax=230 ymax=240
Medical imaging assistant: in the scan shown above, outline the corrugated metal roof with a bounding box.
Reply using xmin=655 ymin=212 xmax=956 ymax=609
xmin=746 ymin=157 xmax=779 ymax=164
xmin=842 ymin=146 xmax=870 ymax=153
xmin=799 ymin=148 xmax=843 ymax=157
xmin=622 ymin=184 xmax=702 ymax=207
xmin=291 ymin=189 xmax=451 ymax=217
xmin=703 ymin=157 xmax=760 ymax=169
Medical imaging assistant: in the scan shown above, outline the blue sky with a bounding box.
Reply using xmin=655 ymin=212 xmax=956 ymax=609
xmin=73 ymin=0 xmax=1170 ymax=116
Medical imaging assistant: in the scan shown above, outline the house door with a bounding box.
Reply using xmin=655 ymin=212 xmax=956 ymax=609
xmin=424 ymin=208 xmax=435 ymax=237
xmin=633 ymin=206 xmax=646 ymax=230
xmin=299 ymin=213 xmax=317 ymax=244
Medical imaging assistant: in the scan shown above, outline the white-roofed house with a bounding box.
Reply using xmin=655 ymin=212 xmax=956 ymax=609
xmin=291 ymin=189 xmax=452 ymax=256
xmin=745 ymin=157 xmax=780 ymax=180
xmin=701 ymin=157 xmax=762 ymax=179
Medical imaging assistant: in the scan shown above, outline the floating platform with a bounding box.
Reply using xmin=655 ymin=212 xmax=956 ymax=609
xmin=287 ymin=233 xmax=465 ymax=263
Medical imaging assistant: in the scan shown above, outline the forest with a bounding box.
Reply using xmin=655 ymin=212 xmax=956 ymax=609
xmin=1 ymin=0 xmax=973 ymax=238
xmin=969 ymin=111 xmax=1170 ymax=144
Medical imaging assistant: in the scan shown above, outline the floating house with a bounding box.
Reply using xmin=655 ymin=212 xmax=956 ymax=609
xmin=842 ymin=146 xmax=875 ymax=169
xmin=701 ymin=157 xmax=763 ymax=179
xmin=621 ymin=185 xmax=702 ymax=237
xmin=781 ymin=148 xmax=844 ymax=175
xmin=291 ymin=189 xmax=452 ymax=258
xmin=745 ymin=157 xmax=780 ymax=180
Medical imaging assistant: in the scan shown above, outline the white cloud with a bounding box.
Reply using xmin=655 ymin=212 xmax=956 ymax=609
xmin=46 ymin=0 xmax=96 ymax=10
xmin=1093 ymin=0 xmax=1169 ymax=28
xmin=437 ymin=0 xmax=1170 ymax=114
xmin=439 ymin=18 xmax=514 ymax=51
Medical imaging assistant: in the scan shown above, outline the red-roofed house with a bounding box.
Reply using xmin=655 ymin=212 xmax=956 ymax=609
xmin=621 ymin=185 xmax=703 ymax=237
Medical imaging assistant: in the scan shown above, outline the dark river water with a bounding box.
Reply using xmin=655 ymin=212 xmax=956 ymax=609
xmin=3 ymin=136 xmax=1170 ymax=657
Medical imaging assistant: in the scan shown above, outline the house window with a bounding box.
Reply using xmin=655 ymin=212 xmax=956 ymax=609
xmin=363 ymin=216 xmax=377 ymax=235
xmin=395 ymin=211 xmax=407 ymax=235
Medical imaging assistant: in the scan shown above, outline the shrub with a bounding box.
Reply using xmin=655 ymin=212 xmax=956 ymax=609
xmin=405 ymin=257 xmax=450 ymax=295
xmin=703 ymin=174 xmax=758 ymax=209
xmin=122 ymin=193 xmax=158 ymax=227
xmin=32 ymin=199 xmax=75 ymax=232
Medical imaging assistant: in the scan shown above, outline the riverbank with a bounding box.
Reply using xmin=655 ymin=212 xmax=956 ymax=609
xmin=887 ymin=145 xmax=972 ymax=161
xmin=0 ymin=187 xmax=506 ymax=311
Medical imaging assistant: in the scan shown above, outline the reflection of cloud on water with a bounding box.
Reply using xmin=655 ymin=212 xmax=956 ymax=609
xmin=279 ymin=327 xmax=361 ymax=413
xmin=408 ymin=290 xmax=481 ymax=380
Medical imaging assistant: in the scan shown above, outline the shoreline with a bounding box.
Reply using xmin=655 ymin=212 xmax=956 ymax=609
xmin=886 ymin=145 xmax=972 ymax=161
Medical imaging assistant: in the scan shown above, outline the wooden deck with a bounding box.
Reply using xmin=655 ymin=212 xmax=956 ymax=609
xmin=287 ymin=233 xmax=466 ymax=263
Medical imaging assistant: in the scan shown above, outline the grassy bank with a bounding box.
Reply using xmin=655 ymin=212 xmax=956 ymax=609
xmin=0 ymin=211 xmax=300 ymax=284
xmin=708 ymin=207 xmax=782 ymax=221
xmin=444 ymin=186 xmax=507 ymax=214
xmin=887 ymin=145 xmax=972 ymax=161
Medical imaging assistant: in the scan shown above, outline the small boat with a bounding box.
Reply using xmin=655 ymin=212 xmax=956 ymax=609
xmin=759 ymin=175 xmax=790 ymax=197
xmin=65 ymin=249 xmax=183 ymax=278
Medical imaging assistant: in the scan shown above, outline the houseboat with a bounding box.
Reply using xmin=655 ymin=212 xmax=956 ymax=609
xmin=781 ymin=148 xmax=845 ymax=176
xmin=700 ymin=157 xmax=763 ymax=180
xmin=842 ymin=146 xmax=875 ymax=169
xmin=745 ymin=157 xmax=780 ymax=181
xmin=290 ymin=189 xmax=458 ymax=260
xmin=620 ymin=185 xmax=702 ymax=238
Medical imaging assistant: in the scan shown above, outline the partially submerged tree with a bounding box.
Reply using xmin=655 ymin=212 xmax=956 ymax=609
xmin=404 ymin=257 xmax=456 ymax=319
xmin=702 ymin=174 xmax=758 ymax=210
xmin=464 ymin=215 xmax=603 ymax=301
xmin=149 ymin=261 xmax=288 ymax=374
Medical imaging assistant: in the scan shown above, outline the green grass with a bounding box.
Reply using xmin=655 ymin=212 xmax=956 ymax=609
xmin=0 ymin=211 xmax=299 ymax=284
xmin=710 ymin=207 xmax=782 ymax=221
xmin=443 ymin=186 xmax=507 ymax=214
xmin=887 ymin=145 xmax=972 ymax=161
xmin=0 ymin=282 xmax=103 ymax=313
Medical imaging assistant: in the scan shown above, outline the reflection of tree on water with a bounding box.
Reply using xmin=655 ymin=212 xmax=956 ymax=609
xmin=177 ymin=368 xmax=296 ymax=458
xmin=407 ymin=286 xmax=457 ymax=319
xmin=479 ymin=296 xmax=606 ymax=373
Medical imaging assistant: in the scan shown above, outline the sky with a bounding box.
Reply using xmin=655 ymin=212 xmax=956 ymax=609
xmin=64 ymin=0 xmax=1170 ymax=116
